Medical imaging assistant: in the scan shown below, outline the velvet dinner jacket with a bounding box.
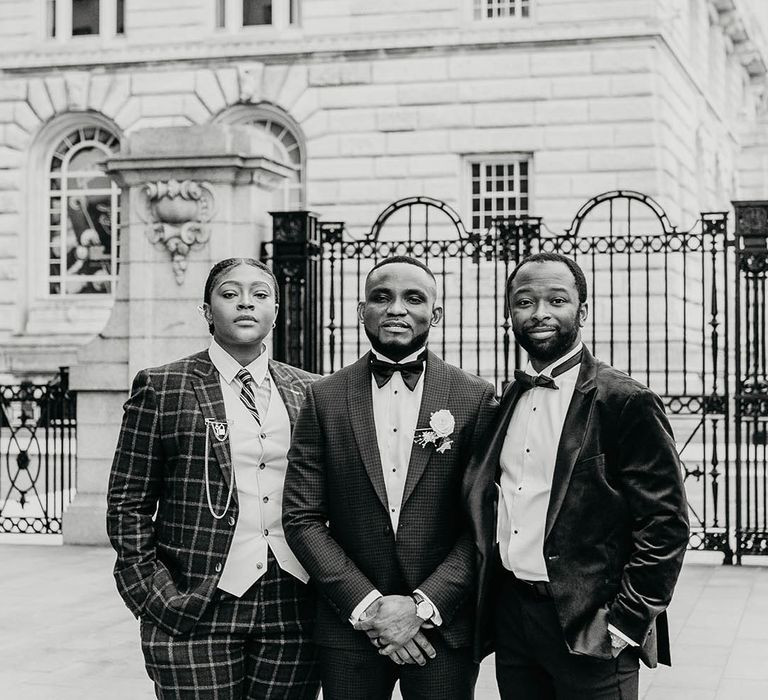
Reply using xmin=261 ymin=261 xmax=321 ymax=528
xmin=283 ymin=351 xmax=498 ymax=650
xmin=464 ymin=346 xmax=690 ymax=667
xmin=106 ymin=350 xmax=317 ymax=636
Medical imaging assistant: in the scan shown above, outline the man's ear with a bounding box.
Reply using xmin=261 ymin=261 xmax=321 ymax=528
xmin=201 ymin=303 xmax=213 ymax=325
xmin=430 ymin=304 xmax=444 ymax=327
xmin=357 ymin=301 xmax=365 ymax=324
xmin=578 ymin=301 xmax=589 ymax=327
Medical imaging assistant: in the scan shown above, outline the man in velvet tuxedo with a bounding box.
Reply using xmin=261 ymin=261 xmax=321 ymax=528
xmin=283 ymin=256 xmax=497 ymax=700
xmin=466 ymin=252 xmax=689 ymax=699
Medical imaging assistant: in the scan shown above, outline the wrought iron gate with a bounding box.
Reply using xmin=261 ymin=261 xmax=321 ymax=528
xmin=0 ymin=368 xmax=77 ymax=535
xmin=265 ymin=192 xmax=768 ymax=562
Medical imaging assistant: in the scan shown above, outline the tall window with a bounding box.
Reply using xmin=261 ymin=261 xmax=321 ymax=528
xmin=469 ymin=158 xmax=530 ymax=231
xmin=46 ymin=0 xmax=125 ymax=39
xmin=214 ymin=0 xmax=298 ymax=30
xmin=473 ymin=0 xmax=530 ymax=20
xmin=215 ymin=105 xmax=305 ymax=210
xmin=48 ymin=127 xmax=120 ymax=296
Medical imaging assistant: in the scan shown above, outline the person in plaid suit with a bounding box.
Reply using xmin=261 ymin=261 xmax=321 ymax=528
xmin=283 ymin=256 xmax=498 ymax=700
xmin=107 ymin=258 xmax=321 ymax=700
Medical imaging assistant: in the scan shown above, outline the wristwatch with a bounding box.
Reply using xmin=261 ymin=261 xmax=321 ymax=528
xmin=411 ymin=592 xmax=434 ymax=623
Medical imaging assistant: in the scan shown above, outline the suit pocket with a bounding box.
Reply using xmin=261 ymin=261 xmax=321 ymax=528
xmin=571 ymin=453 xmax=605 ymax=477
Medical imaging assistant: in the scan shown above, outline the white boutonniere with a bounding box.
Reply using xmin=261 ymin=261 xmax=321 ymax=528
xmin=414 ymin=409 xmax=455 ymax=453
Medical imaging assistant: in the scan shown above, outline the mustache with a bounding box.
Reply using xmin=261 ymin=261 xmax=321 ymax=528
xmin=234 ymin=315 xmax=257 ymax=322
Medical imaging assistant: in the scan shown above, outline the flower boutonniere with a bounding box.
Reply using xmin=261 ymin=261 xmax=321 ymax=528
xmin=414 ymin=409 xmax=455 ymax=453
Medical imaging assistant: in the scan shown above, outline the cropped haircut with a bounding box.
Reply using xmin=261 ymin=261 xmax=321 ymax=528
xmin=506 ymin=252 xmax=588 ymax=304
xmin=366 ymin=255 xmax=437 ymax=285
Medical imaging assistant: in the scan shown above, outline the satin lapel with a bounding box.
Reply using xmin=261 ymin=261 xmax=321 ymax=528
xmin=348 ymin=353 xmax=389 ymax=512
xmin=401 ymin=352 xmax=451 ymax=506
xmin=268 ymin=360 xmax=306 ymax=426
xmin=191 ymin=353 xmax=235 ymax=499
xmin=473 ymin=381 xmax=524 ymax=495
xmin=544 ymin=347 xmax=598 ymax=539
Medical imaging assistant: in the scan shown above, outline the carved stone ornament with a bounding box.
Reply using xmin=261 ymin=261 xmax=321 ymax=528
xmin=139 ymin=180 xmax=216 ymax=284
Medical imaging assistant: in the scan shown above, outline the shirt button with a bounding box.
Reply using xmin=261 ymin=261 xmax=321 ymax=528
xmin=518 ymin=486 xmax=522 ymax=491
xmin=264 ymin=529 xmax=269 ymax=536
xmin=394 ymin=390 xmax=398 ymax=395
xmin=513 ymin=530 xmax=519 ymax=535
xmin=259 ymin=463 xmax=266 ymax=470
xmin=391 ymin=508 xmax=396 ymax=513
xmin=392 ymin=468 xmax=396 ymax=472
xmin=260 ymin=433 xmax=267 ymax=439
xmin=525 ymin=448 xmax=530 ymax=453
xmin=533 ymin=407 xmax=537 ymax=412
xmin=228 ymin=516 xmax=236 ymax=526
xmin=256 ymin=562 xmax=263 ymax=570
xmin=393 ymin=428 xmax=398 ymax=433
xmin=215 ymin=563 xmax=222 ymax=573
xmin=263 ymin=496 xmax=269 ymax=503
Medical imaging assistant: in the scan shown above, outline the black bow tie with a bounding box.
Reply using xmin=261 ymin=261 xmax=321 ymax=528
xmin=370 ymin=352 xmax=426 ymax=391
xmin=514 ymin=349 xmax=583 ymax=393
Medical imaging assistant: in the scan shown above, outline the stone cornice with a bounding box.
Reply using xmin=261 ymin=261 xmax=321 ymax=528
xmin=712 ymin=0 xmax=768 ymax=79
xmin=0 ymin=20 xmax=667 ymax=73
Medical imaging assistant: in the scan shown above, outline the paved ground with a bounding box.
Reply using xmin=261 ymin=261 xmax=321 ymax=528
xmin=1 ymin=543 xmax=767 ymax=699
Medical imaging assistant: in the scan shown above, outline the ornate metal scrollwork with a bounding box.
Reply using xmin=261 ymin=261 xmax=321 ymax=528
xmin=139 ymin=180 xmax=216 ymax=284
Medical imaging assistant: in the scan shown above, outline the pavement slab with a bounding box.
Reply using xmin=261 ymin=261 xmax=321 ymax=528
xmin=0 ymin=543 xmax=767 ymax=699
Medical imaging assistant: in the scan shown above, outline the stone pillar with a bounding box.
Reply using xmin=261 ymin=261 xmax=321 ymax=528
xmin=62 ymin=125 xmax=292 ymax=544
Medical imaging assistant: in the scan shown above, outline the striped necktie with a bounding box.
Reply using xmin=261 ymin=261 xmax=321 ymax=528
xmin=236 ymin=368 xmax=264 ymax=425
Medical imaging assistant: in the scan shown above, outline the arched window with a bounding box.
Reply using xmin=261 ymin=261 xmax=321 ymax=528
xmin=48 ymin=125 xmax=120 ymax=295
xmin=213 ymin=103 xmax=304 ymax=209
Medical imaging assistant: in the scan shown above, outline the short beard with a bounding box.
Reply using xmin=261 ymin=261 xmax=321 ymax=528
xmin=514 ymin=316 xmax=581 ymax=366
xmin=364 ymin=326 xmax=431 ymax=362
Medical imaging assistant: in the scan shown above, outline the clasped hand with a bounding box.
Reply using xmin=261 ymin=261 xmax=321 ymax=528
xmin=353 ymin=595 xmax=437 ymax=666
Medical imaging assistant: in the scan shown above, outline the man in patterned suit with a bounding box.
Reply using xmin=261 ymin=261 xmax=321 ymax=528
xmin=283 ymin=256 xmax=497 ymax=700
xmin=107 ymin=258 xmax=320 ymax=699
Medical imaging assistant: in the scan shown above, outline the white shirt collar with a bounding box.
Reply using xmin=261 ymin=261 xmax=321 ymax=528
xmin=526 ymin=341 xmax=583 ymax=378
xmin=208 ymin=338 xmax=270 ymax=386
xmin=370 ymin=345 xmax=427 ymax=365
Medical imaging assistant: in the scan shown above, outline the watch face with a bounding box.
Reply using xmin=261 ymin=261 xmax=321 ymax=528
xmin=417 ymin=600 xmax=432 ymax=620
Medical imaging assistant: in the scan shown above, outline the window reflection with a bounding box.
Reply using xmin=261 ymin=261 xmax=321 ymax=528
xmin=49 ymin=127 xmax=120 ymax=296
xmin=72 ymin=0 xmax=99 ymax=36
xmin=243 ymin=0 xmax=272 ymax=26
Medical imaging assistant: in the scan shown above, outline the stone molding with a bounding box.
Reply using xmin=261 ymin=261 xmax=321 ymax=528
xmin=137 ymin=179 xmax=216 ymax=284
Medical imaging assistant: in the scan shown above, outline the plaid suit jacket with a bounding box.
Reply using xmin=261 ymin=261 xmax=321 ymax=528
xmin=106 ymin=349 xmax=318 ymax=636
xmin=283 ymin=351 xmax=498 ymax=650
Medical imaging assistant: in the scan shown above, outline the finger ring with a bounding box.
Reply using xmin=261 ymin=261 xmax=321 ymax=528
xmin=375 ymin=638 xmax=384 ymax=648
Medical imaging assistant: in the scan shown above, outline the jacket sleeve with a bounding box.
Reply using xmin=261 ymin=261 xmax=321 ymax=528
xmin=106 ymin=370 xmax=164 ymax=618
xmin=607 ymin=389 xmax=690 ymax=644
xmin=283 ymin=384 xmax=378 ymax=620
xmin=416 ymin=381 xmax=499 ymax=623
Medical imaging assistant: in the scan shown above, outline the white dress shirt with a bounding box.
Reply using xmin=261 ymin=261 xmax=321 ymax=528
xmin=349 ymin=347 xmax=442 ymax=626
xmin=497 ymin=342 xmax=636 ymax=647
xmin=209 ymin=340 xmax=309 ymax=597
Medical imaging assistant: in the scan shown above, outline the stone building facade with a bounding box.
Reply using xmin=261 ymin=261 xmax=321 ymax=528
xmin=0 ymin=0 xmax=766 ymax=382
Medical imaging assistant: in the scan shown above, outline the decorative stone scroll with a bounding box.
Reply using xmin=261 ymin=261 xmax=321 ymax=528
xmin=139 ymin=179 xmax=216 ymax=284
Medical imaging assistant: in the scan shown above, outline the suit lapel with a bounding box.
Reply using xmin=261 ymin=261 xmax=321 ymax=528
xmin=348 ymin=353 xmax=389 ymax=512
xmin=544 ymin=347 xmax=598 ymax=539
xmin=401 ymin=351 xmax=451 ymax=506
xmin=191 ymin=352 xmax=235 ymax=499
xmin=268 ymin=360 xmax=306 ymax=426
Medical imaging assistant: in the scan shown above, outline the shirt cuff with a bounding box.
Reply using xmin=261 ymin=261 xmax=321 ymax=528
xmin=349 ymin=590 xmax=382 ymax=625
xmin=607 ymin=624 xmax=639 ymax=647
xmin=414 ymin=589 xmax=442 ymax=626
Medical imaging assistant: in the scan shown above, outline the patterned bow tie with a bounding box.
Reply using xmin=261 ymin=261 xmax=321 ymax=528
xmin=369 ymin=352 xmax=427 ymax=392
xmin=514 ymin=349 xmax=584 ymax=393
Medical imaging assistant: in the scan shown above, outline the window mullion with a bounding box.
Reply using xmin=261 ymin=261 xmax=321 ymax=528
xmin=101 ymin=0 xmax=115 ymax=39
xmin=58 ymin=0 xmax=71 ymax=41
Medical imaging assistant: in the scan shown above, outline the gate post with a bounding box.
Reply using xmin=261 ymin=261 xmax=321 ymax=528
xmin=732 ymin=201 xmax=768 ymax=563
xmin=267 ymin=211 xmax=322 ymax=373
